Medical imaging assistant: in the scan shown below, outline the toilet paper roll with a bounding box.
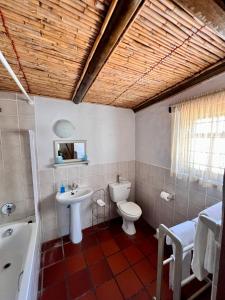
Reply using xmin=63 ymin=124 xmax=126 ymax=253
xmin=160 ymin=191 xmax=173 ymax=202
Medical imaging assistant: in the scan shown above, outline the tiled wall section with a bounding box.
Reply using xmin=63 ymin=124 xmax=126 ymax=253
xmin=0 ymin=92 xmax=35 ymax=224
xmin=39 ymin=161 xmax=135 ymax=242
xmin=135 ymin=161 xmax=222 ymax=229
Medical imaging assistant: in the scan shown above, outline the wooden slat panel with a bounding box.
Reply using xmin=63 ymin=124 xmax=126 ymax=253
xmin=84 ymin=0 xmax=225 ymax=108
xmin=0 ymin=0 xmax=111 ymax=99
xmin=1 ymin=0 xmax=225 ymax=109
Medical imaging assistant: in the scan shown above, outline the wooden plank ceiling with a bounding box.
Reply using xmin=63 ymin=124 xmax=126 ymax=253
xmin=0 ymin=0 xmax=225 ymax=110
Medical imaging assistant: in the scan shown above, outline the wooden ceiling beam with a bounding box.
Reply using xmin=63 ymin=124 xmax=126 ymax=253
xmin=173 ymin=0 xmax=225 ymax=39
xmin=72 ymin=0 xmax=145 ymax=104
xmin=133 ymin=58 xmax=225 ymax=112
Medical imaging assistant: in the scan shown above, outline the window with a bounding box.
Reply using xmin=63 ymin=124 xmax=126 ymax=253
xmin=171 ymin=91 xmax=225 ymax=188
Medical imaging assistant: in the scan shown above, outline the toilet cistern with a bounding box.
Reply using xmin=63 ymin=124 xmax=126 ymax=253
xmin=109 ymin=180 xmax=142 ymax=235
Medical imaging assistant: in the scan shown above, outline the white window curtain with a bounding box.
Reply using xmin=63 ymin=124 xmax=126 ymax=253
xmin=171 ymin=90 xmax=225 ymax=189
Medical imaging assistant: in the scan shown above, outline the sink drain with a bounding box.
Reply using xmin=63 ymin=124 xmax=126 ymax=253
xmin=3 ymin=263 xmax=11 ymax=269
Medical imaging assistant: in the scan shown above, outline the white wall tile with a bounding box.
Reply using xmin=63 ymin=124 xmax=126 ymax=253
xmin=0 ymin=100 xmax=17 ymax=116
xmin=0 ymin=92 xmax=35 ymax=225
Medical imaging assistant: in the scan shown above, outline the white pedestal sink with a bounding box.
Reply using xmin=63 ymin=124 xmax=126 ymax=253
xmin=56 ymin=187 xmax=93 ymax=244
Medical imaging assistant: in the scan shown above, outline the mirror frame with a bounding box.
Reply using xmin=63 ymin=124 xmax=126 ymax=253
xmin=54 ymin=140 xmax=87 ymax=163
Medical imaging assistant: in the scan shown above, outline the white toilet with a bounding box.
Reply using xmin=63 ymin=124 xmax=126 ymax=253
xmin=109 ymin=181 xmax=142 ymax=235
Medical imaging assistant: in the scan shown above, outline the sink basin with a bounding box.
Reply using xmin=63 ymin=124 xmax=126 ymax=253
xmin=56 ymin=188 xmax=93 ymax=205
xmin=56 ymin=187 xmax=93 ymax=244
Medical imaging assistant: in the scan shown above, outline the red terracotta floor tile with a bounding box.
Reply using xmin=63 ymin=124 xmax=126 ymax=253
xmin=114 ymin=233 xmax=133 ymax=250
xmin=101 ymin=239 xmax=120 ymax=256
xmin=81 ymin=234 xmax=98 ymax=249
xmin=161 ymin=281 xmax=173 ymax=300
xmin=42 ymin=238 xmax=62 ymax=252
xmin=68 ymin=268 xmax=93 ymax=299
xmin=83 ymin=226 xmax=98 ymax=237
xmin=146 ymin=280 xmax=156 ymax=299
xmin=40 ymin=280 xmax=67 ymax=300
xmin=129 ymin=289 xmax=150 ymax=300
xmin=42 ymin=246 xmax=63 ymax=267
xmin=123 ymin=245 xmax=144 ymax=265
xmin=96 ymin=279 xmax=123 ymax=300
xmin=84 ymin=245 xmax=104 ymax=266
xmin=135 ymin=239 xmax=155 ymax=256
xmin=97 ymin=229 xmax=113 ymax=242
xmin=65 ymin=252 xmax=86 ymax=276
xmin=78 ymin=290 xmax=97 ymax=300
xmin=40 ymin=219 xmax=162 ymax=300
xmin=129 ymin=230 xmax=146 ymax=242
xmin=43 ymin=260 xmax=66 ymax=288
xmin=148 ymin=235 xmax=158 ymax=250
xmin=64 ymin=242 xmax=82 ymax=257
xmin=116 ymin=268 xmax=143 ymax=299
xmin=108 ymin=221 xmax=123 ymax=237
xmin=133 ymin=259 xmax=156 ymax=286
xmin=107 ymin=252 xmax=129 ymax=275
xmin=136 ymin=221 xmax=155 ymax=236
xmin=89 ymin=259 xmax=113 ymax=287
xmin=147 ymin=251 xmax=158 ymax=269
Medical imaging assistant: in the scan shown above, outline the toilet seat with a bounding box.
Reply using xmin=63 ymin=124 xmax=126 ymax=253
xmin=118 ymin=202 xmax=142 ymax=217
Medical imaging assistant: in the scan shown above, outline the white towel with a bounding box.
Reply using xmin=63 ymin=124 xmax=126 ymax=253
xmin=202 ymin=202 xmax=222 ymax=221
xmin=191 ymin=202 xmax=222 ymax=281
xmin=166 ymin=220 xmax=196 ymax=290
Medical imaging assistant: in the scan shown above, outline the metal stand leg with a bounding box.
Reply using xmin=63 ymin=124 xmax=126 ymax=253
xmin=155 ymin=226 xmax=165 ymax=300
xmin=154 ymin=224 xmax=183 ymax=300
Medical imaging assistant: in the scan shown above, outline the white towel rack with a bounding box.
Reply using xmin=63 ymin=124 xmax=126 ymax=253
xmin=199 ymin=214 xmax=221 ymax=243
xmin=153 ymin=222 xmax=213 ymax=300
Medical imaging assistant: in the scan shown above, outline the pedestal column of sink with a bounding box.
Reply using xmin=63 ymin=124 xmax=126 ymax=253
xmin=70 ymin=203 xmax=82 ymax=244
xmin=56 ymin=187 xmax=93 ymax=244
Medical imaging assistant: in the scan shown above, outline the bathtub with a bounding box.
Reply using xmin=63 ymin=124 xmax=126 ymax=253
xmin=0 ymin=221 xmax=40 ymax=300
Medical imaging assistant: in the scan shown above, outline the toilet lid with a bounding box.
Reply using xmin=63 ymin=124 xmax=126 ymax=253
xmin=118 ymin=202 xmax=142 ymax=217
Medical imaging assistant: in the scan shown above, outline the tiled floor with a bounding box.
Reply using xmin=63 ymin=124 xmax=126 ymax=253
xmin=38 ymin=218 xmax=211 ymax=300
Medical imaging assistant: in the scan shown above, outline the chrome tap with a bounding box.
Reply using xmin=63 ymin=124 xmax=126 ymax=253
xmin=1 ymin=203 xmax=16 ymax=216
xmin=71 ymin=182 xmax=79 ymax=190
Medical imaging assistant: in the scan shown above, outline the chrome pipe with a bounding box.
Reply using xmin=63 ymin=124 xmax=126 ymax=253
xmin=0 ymin=51 xmax=33 ymax=105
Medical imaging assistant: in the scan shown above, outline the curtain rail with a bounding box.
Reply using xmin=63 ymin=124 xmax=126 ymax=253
xmin=168 ymin=88 xmax=225 ymax=113
xmin=0 ymin=51 xmax=33 ymax=105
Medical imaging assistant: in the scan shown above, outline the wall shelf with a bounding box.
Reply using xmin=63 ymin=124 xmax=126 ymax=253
xmin=53 ymin=160 xmax=89 ymax=168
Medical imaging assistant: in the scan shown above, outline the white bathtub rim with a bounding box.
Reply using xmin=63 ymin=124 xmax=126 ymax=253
xmin=0 ymin=221 xmax=40 ymax=300
xmin=18 ymin=222 xmax=39 ymax=300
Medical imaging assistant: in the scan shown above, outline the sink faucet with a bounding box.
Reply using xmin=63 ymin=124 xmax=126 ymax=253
xmin=71 ymin=183 xmax=79 ymax=190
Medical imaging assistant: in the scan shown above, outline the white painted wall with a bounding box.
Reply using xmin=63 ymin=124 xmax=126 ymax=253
xmin=35 ymin=97 xmax=135 ymax=169
xmin=35 ymin=96 xmax=135 ymax=241
xmin=136 ymin=101 xmax=171 ymax=168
